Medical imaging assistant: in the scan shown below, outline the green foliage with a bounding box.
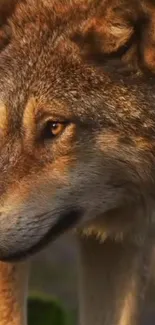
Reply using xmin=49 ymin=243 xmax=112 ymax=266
xmin=28 ymin=294 xmax=71 ymax=325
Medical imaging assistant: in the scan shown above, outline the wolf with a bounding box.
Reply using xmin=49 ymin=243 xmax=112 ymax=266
xmin=0 ymin=0 xmax=154 ymax=259
xmin=0 ymin=1 xmax=155 ymax=324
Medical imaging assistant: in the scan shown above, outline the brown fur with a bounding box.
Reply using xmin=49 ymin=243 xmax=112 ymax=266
xmin=0 ymin=0 xmax=154 ymax=260
xmin=0 ymin=261 xmax=28 ymax=325
xmin=0 ymin=1 xmax=155 ymax=325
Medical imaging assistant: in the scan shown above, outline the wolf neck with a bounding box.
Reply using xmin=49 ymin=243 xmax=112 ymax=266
xmin=0 ymin=261 xmax=29 ymax=325
xmin=78 ymin=236 xmax=153 ymax=325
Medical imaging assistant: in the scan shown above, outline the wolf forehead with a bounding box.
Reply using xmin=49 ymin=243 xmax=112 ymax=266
xmin=0 ymin=0 xmax=155 ymax=134
xmin=0 ymin=6 xmax=104 ymax=125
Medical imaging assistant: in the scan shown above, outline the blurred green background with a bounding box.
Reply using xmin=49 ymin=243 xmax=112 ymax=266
xmin=28 ymin=294 xmax=76 ymax=325
xmin=29 ymin=233 xmax=78 ymax=325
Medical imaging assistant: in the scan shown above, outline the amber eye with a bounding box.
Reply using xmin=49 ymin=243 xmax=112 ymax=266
xmin=43 ymin=121 xmax=66 ymax=140
xmin=50 ymin=122 xmax=65 ymax=136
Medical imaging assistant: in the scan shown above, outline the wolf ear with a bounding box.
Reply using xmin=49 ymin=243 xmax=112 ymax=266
xmin=72 ymin=2 xmax=137 ymax=61
xmin=73 ymin=1 xmax=155 ymax=73
xmin=0 ymin=0 xmax=19 ymax=51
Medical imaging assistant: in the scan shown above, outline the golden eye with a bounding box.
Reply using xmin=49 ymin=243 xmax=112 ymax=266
xmin=50 ymin=122 xmax=65 ymax=136
xmin=43 ymin=121 xmax=66 ymax=140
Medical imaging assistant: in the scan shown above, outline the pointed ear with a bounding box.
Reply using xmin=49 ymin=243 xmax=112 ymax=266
xmin=73 ymin=1 xmax=155 ymax=73
xmin=0 ymin=0 xmax=19 ymax=51
xmin=72 ymin=2 xmax=137 ymax=60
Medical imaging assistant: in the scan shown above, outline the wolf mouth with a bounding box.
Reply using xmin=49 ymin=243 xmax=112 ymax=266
xmin=1 ymin=209 xmax=82 ymax=262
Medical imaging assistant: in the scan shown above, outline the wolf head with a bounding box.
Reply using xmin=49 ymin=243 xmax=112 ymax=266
xmin=0 ymin=0 xmax=155 ymax=260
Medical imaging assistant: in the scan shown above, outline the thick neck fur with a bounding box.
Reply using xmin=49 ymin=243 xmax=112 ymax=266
xmin=78 ymin=235 xmax=154 ymax=325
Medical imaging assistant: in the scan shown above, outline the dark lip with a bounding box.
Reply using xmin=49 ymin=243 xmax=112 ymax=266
xmin=1 ymin=209 xmax=82 ymax=262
